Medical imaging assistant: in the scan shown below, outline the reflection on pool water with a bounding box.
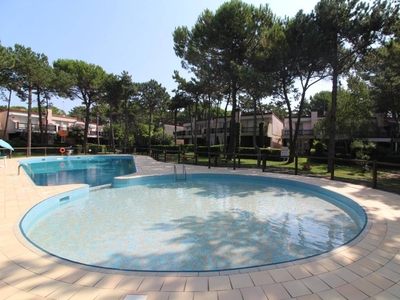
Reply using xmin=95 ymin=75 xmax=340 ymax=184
xmin=23 ymin=174 xmax=366 ymax=272
xmin=19 ymin=155 xmax=136 ymax=187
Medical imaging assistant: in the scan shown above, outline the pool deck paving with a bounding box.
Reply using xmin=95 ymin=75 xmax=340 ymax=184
xmin=1 ymin=154 xmax=400 ymax=300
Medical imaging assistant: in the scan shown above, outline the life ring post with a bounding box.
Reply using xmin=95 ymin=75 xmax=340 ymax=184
xmin=60 ymin=147 xmax=66 ymax=155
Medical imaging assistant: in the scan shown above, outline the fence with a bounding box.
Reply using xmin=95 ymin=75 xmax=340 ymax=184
xmin=148 ymin=148 xmax=400 ymax=194
xmin=2 ymin=145 xmax=107 ymax=157
xmin=3 ymin=146 xmax=399 ymax=194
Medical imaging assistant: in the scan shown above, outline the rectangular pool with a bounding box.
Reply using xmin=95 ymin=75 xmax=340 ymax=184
xmin=19 ymin=155 xmax=136 ymax=187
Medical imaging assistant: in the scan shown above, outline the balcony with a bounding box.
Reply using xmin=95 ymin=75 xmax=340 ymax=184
xmin=175 ymin=130 xmax=203 ymax=137
xmin=88 ymin=130 xmax=106 ymax=137
xmin=241 ymin=126 xmax=265 ymax=134
xmin=14 ymin=123 xmax=57 ymax=133
xmin=32 ymin=124 xmax=57 ymax=132
xmin=282 ymin=129 xmax=395 ymax=140
xmin=13 ymin=124 xmax=105 ymax=137
xmin=282 ymin=129 xmax=315 ymax=137
xmin=176 ymin=126 xmax=272 ymax=137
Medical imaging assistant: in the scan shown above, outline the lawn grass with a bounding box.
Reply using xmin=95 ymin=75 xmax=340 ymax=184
xmin=178 ymin=153 xmax=400 ymax=191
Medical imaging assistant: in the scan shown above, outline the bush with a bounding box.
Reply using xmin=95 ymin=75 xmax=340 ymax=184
xmin=350 ymin=140 xmax=376 ymax=173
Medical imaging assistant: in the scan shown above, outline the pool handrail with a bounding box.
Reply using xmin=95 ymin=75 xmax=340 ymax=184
xmin=182 ymin=164 xmax=187 ymax=181
xmin=18 ymin=163 xmax=34 ymax=179
xmin=173 ymin=164 xmax=176 ymax=180
xmin=174 ymin=164 xmax=187 ymax=181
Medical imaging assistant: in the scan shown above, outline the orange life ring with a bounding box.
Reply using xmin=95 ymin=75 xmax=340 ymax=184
xmin=60 ymin=162 xmax=65 ymax=168
xmin=60 ymin=147 xmax=66 ymax=154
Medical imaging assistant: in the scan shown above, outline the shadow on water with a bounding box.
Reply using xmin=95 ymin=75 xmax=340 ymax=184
xmin=25 ymin=174 xmax=364 ymax=272
xmin=138 ymin=179 xmax=315 ymax=201
xmin=91 ymin=208 xmax=361 ymax=272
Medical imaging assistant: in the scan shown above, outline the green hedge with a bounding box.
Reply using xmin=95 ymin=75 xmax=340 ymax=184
xmin=152 ymin=145 xmax=181 ymax=152
xmin=238 ymin=147 xmax=278 ymax=155
xmin=87 ymin=144 xmax=105 ymax=154
xmin=181 ymin=144 xmax=194 ymax=152
xmin=373 ymin=155 xmax=400 ymax=165
xmin=197 ymin=145 xmax=223 ymax=157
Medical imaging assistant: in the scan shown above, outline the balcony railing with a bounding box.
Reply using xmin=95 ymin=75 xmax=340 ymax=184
xmin=177 ymin=127 xmax=271 ymax=136
xmin=13 ymin=124 xmax=105 ymax=137
xmin=32 ymin=124 xmax=57 ymax=132
xmin=282 ymin=129 xmax=315 ymax=136
xmin=241 ymin=126 xmax=264 ymax=133
xmin=176 ymin=128 xmax=232 ymax=136
xmin=282 ymin=129 xmax=395 ymax=139
xmin=88 ymin=130 xmax=107 ymax=136
xmin=176 ymin=129 xmax=203 ymax=136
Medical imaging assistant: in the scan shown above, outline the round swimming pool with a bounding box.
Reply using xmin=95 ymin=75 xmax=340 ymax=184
xmin=22 ymin=174 xmax=366 ymax=272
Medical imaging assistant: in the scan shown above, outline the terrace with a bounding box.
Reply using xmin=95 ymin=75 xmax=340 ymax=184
xmin=1 ymin=155 xmax=400 ymax=299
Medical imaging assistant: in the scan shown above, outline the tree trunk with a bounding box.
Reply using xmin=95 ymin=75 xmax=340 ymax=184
xmin=37 ymin=92 xmax=44 ymax=144
xmin=193 ymin=98 xmax=199 ymax=152
xmin=283 ymin=83 xmax=294 ymax=163
xmin=27 ymin=84 xmax=32 ymax=157
xmin=252 ymin=96 xmax=261 ymax=167
xmin=291 ymin=77 xmax=310 ymax=160
xmin=227 ymin=85 xmax=237 ymax=158
xmin=148 ymin=105 xmax=153 ymax=151
xmin=214 ymin=98 xmax=221 ymax=143
xmin=207 ymin=94 xmax=212 ymax=163
xmin=174 ymin=109 xmax=178 ymax=145
xmin=124 ymin=100 xmax=129 ymax=153
xmin=327 ymin=43 xmax=339 ymax=173
xmin=109 ymin=110 xmax=115 ymax=151
xmin=2 ymin=89 xmax=12 ymax=140
xmin=83 ymin=101 xmax=91 ymax=154
xmin=45 ymin=99 xmax=49 ymax=145
xmin=223 ymin=92 xmax=230 ymax=157
xmin=188 ymin=104 xmax=194 ymax=145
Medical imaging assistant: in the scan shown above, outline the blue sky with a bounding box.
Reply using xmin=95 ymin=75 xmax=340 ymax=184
xmin=0 ymin=0 xmax=329 ymax=114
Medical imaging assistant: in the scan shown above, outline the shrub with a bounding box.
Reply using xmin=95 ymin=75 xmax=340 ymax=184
xmin=350 ymin=140 xmax=376 ymax=173
xmin=314 ymin=142 xmax=325 ymax=157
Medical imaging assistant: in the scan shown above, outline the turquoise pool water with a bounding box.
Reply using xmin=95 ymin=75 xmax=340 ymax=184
xmin=19 ymin=155 xmax=136 ymax=187
xmin=22 ymin=174 xmax=366 ymax=272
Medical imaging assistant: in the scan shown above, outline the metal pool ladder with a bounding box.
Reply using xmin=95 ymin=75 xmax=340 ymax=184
xmin=174 ymin=164 xmax=187 ymax=181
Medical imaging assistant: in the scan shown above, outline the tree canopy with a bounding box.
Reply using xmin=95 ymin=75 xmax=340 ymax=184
xmin=0 ymin=0 xmax=399 ymax=157
xmin=53 ymin=59 xmax=107 ymax=152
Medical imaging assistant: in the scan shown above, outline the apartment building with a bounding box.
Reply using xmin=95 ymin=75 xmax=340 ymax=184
xmin=176 ymin=110 xmax=283 ymax=148
xmin=282 ymin=110 xmax=400 ymax=154
xmin=0 ymin=108 xmax=104 ymax=143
